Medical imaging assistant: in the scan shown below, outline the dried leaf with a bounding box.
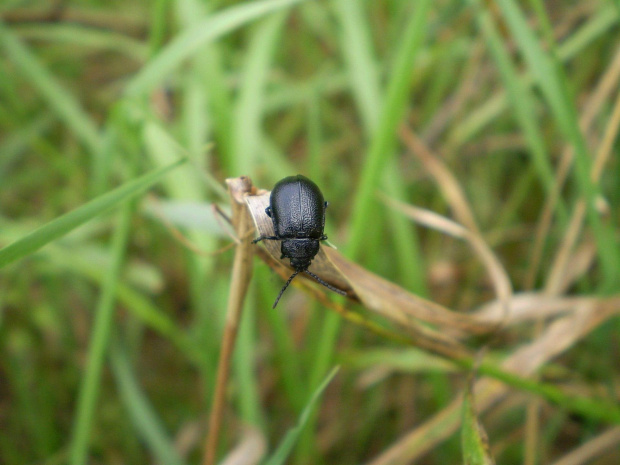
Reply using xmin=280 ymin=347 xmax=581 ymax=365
xmin=219 ymin=426 xmax=266 ymax=465
xmin=365 ymin=297 xmax=620 ymax=465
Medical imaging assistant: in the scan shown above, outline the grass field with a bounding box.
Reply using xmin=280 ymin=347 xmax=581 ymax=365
xmin=1 ymin=0 xmax=620 ymax=464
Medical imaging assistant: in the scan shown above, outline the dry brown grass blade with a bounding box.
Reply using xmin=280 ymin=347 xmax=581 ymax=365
xmin=423 ymin=42 xmax=486 ymax=145
xmin=471 ymin=293 xmax=593 ymax=325
xmin=395 ymin=129 xmax=514 ymax=329
xmin=546 ymin=86 xmax=620 ymax=294
xmin=203 ymin=177 xmax=257 ymax=465
xmin=549 ymin=427 xmax=620 ymax=465
xmin=325 ymin=249 xmax=472 ymax=359
xmin=218 ymin=425 xmax=266 ymax=465
xmin=399 ymin=128 xmax=481 ymax=233
xmin=381 ymin=196 xmax=512 ymax=324
xmin=326 ymin=249 xmax=495 ymax=336
xmin=527 ymin=45 xmax=620 ymax=291
xmin=365 ymin=296 xmax=620 ymax=465
xmin=522 ymin=50 xmax=620 ymax=461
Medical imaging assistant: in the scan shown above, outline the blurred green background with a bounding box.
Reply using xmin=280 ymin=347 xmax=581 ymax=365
xmin=1 ymin=0 xmax=620 ymax=464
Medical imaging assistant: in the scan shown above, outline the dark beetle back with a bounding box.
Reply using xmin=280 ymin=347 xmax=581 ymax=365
xmin=270 ymin=175 xmax=326 ymax=239
xmin=252 ymin=174 xmax=346 ymax=308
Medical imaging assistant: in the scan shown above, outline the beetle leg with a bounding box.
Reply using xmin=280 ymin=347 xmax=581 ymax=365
xmin=252 ymin=235 xmax=279 ymax=244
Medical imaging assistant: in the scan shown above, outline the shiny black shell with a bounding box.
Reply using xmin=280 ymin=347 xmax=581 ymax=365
xmin=266 ymin=174 xmax=327 ymax=272
xmin=270 ymin=175 xmax=326 ymax=240
xmin=255 ymin=175 xmax=345 ymax=307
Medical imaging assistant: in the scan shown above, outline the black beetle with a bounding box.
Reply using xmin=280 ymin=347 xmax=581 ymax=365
xmin=253 ymin=174 xmax=347 ymax=308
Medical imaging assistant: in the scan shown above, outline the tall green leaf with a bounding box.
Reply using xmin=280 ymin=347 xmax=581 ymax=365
xmin=461 ymin=379 xmax=495 ymax=465
xmin=495 ymin=0 xmax=620 ymax=289
xmin=346 ymin=0 xmax=432 ymax=259
xmin=125 ymin=0 xmax=306 ymax=97
xmin=263 ymin=367 xmax=339 ymax=465
xmin=0 ymin=21 xmax=101 ymax=153
xmin=0 ymin=159 xmax=185 ymax=269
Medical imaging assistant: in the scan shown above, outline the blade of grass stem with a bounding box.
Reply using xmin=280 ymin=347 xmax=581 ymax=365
xmin=203 ymin=188 xmax=255 ymax=465
xmin=298 ymin=3 xmax=432 ymax=458
xmin=461 ymin=379 xmax=495 ymax=465
xmin=263 ymin=367 xmax=339 ymax=465
xmin=15 ymin=24 xmax=147 ymax=60
xmin=109 ymin=341 xmax=187 ymax=465
xmin=450 ymin=5 xmax=618 ymax=146
xmin=69 ymin=202 xmax=134 ymax=465
xmin=334 ymin=0 xmax=427 ymax=294
xmin=232 ymin=12 xmax=286 ymax=175
xmin=0 ymin=159 xmax=185 ymax=269
xmin=495 ymin=0 xmax=620 ymax=287
xmin=125 ymin=0 xmax=306 ymax=97
xmin=333 ymin=0 xmax=381 ymax=134
xmin=470 ymin=0 xmax=567 ymax=224
xmin=346 ymin=0 xmax=431 ymax=259
xmin=0 ymin=21 xmax=101 ymax=153
xmin=42 ymin=245 xmax=198 ymax=363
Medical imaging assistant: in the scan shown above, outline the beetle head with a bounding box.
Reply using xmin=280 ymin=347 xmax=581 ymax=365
xmin=290 ymin=256 xmax=312 ymax=271
xmin=281 ymin=239 xmax=319 ymax=271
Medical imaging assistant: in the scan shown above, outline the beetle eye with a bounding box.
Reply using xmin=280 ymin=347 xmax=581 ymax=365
xmin=265 ymin=206 xmax=272 ymax=217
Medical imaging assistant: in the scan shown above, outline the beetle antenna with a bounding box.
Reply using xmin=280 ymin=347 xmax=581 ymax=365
xmin=304 ymin=270 xmax=347 ymax=297
xmin=273 ymin=270 xmax=299 ymax=309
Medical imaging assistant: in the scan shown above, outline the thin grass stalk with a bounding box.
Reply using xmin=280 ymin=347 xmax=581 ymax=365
xmin=69 ymin=203 xmax=134 ymax=465
xmin=203 ymin=178 xmax=255 ymax=465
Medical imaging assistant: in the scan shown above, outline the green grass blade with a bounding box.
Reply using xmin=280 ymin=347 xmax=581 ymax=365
xmin=231 ymin=11 xmax=300 ymax=428
xmin=346 ymin=0 xmax=432 ymax=259
xmin=143 ymin=122 xmax=204 ymax=200
xmin=234 ymin=303 xmax=264 ymax=427
xmin=461 ymin=380 xmax=495 ymax=465
xmin=333 ymin=0 xmax=382 ymax=134
xmin=263 ymin=367 xmax=339 ymax=465
xmin=109 ymin=342 xmax=187 ymax=465
xmin=0 ymin=114 xmax=54 ymax=180
xmin=15 ymin=24 xmax=147 ymax=61
xmin=469 ymin=0 xmax=566 ymax=222
xmin=125 ymin=0 xmax=306 ymax=97
xmin=557 ymin=6 xmax=618 ymax=60
xmin=0 ymin=159 xmax=185 ymax=269
xmin=495 ymin=0 xmax=620 ymax=288
xmin=42 ymin=244 xmax=199 ymax=363
xmin=333 ymin=1 xmax=427 ymax=295
xmin=69 ymin=204 xmax=134 ymax=465
xmin=450 ymin=5 xmax=617 ymax=147
xmin=232 ymin=12 xmax=287 ymax=175
xmin=474 ymin=360 xmax=620 ymax=424
xmin=495 ymin=0 xmax=577 ymax=138
xmin=0 ymin=21 xmax=102 ymax=153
